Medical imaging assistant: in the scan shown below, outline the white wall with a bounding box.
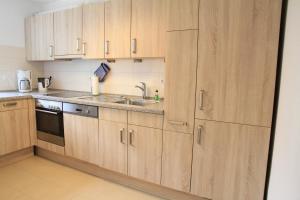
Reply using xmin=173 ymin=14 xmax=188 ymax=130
xmin=268 ymin=1 xmax=300 ymax=199
xmin=0 ymin=0 xmax=44 ymax=91
xmin=44 ymin=59 xmax=165 ymax=97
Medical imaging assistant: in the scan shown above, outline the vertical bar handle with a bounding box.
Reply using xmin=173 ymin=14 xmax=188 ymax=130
xmin=120 ymin=128 xmax=125 ymax=144
xmin=49 ymin=45 xmax=54 ymax=58
xmin=105 ymin=40 xmax=109 ymax=55
xmin=197 ymin=125 xmax=203 ymax=145
xmin=76 ymin=38 xmax=81 ymax=51
xmin=82 ymin=42 xmax=86 ymax=55
xmin=131 ymin=38 xmax=137 ymax=54
xmin=129 ymin=130 xmax=134 ymax=147
xmin=199 ymin=90 xmax=205 ymax=110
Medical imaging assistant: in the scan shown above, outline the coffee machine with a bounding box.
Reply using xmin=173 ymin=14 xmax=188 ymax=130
xmin=17 ymin=70 xmax=32 ymax=93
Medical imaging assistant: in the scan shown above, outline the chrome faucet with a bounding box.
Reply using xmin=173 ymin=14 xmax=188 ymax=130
xmin=135 ymin=82 xmax=147 ymax=99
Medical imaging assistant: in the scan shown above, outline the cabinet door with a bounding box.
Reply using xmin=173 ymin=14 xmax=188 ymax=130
xmin=161 ymin=131 xmax=193 ymax=192
xmin=195 ymin=0 xmax=282 ymax=127
xmin=25 ymin=13 xmax=54 ymax=61
xmin=191 ymin=120 xmax=271 ymax=200
xmin=131 ymin=0 xmax=166 ymax=58
xmin=83 ymin=3 xmax=105 ymax=59
xmin=128 ymin=125 xmax=162 ymax=184
xmin=99 ymin=120 xmax=128 ymax=175
xmin=54 ymin=6 xmax=83 ymax=57
xmin=163 ymin=30 xmax=198 ymax=134
xmin=64 ymin=114 xmax=99 ymax=164
xmin=0 ymin=109 xmax=31 ymax=155
xmin=105 ymin=0 xmax=131 ymax=59
xmin=166 ymin=0 xmax=199 ymax=31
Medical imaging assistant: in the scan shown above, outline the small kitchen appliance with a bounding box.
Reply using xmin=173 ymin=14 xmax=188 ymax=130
xmin=38 ymin=76 xmax=52 ymax=93
xmin=17 ymin=70 xmax=32 ymax=93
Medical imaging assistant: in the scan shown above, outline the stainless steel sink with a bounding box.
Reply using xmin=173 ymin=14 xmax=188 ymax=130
xmin=115 ymin=98 xmax=157 ymax=106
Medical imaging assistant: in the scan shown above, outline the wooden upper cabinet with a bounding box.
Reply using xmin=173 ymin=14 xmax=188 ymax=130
xmin=166 ymin=0 xmax=199 ymax=31
xmin=105 ymin=0 xmax=131 ymax=59
xmin=0 ymin=102 xmax=31 ymax=156
xmin=163 ymin=30 xmax=198 ymax=134
xmin=25 ymin=13 xmax=54 ymax=61
xmin=83 ymin=3 xmax=105 ymax=59
xmin=127 ymin=125 xmax=162 ymax=184
xmin=195 ymin=0 xmax=282 ymax=127
xmin=161 ymin=131 xmax=193 ymax=192
xmin=54 ymin=6 xmax=83 ymax=58
xmin=131 ymin=0 xmax=166 ymax=58
xmin=191 ymin=119 xmax=271 ymax=200
xmin=64 ymin=114 xmax=99 ymax=165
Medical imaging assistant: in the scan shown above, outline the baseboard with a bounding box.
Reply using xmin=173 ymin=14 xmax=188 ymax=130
xmin=36 ymin=147 xmax=208 ymax=200
xmin=0 ymin=147 xmax=34 ymax=168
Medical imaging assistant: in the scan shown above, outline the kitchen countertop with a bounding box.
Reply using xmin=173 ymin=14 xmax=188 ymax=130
xmin=0 ymin=90 xmax=164 ymax=115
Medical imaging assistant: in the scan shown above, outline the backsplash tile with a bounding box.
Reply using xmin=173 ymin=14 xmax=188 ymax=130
xmin=44 ymin=59 xmax=165 ymax=97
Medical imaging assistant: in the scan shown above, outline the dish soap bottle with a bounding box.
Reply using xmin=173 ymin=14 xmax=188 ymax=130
xmin=154 ymin=90 xmax=160 ymax=102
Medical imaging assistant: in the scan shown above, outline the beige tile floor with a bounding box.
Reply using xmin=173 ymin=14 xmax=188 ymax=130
xmin=0 ymin=156 xmax=165 ymax=200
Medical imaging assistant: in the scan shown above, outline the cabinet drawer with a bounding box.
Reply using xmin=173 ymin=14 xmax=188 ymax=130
xmin=99 ymin=107 xmax=127 ymax=123
xmin=37 ymin=140 xmax=65 ymax=156
xmin=128 ymin=111 xmax=163 ymax=129
xmin=0 ymin=99 xmax=28 ymax=112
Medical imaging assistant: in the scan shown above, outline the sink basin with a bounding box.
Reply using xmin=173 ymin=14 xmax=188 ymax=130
xmin=115 ymin=98 xmax=157 ymax=106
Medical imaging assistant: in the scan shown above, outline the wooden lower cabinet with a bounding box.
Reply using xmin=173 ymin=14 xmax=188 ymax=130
xmin=191 ymin=119 xmax=271 ymax=200
xmin=161 ymin=131 xmax=193 ymax=192
xmin=64 ymin=114 xmax=99 ymax=165
xmin=98 ymin=120 xmax=128 ymax=174
xmin=0 ymin=108 xmax=31 ymax=155
xmin=128 ymin=125 xmax=162 ymax=184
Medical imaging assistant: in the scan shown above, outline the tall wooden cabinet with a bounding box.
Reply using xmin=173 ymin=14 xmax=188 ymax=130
xmin=195 ymin=0 xmax=282 ymax=127
xmin=105 ymin=0 xmax=131 ymax=59
xmin=82 ymin=3 xmax=105 ymax=59
xmin=131 ymin=0 xmax=166 ymax=58
xmin=25 ymin=13 xmax=54 ymax=61
xmin=54 ymin=6 xmax=83 ymax=58
xmin=64 ymin=114 xmax=99 ymax=165
xmin=191 ymin=120 xmax=271 ymax=200
xmin=163 ymin=30 xmax=198 ymax=134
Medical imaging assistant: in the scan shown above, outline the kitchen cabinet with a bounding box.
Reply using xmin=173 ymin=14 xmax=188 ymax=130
xmin=64 ymin=113 xmax=99 ymax=164
xmin=166 ymin=0 xmax=199 ymax=31
xmin=83 ymin=2 xmax=105 ymax=59
xmin=105 ymin=0 xmax=131 ymax=59
xmin=161 ymin=131 xmax=193 ymax=192
xmin=131 ymin=0 xmax=166 ymax=58
xmin=127 ymin=125 xmax=162 ymax=184
xmin=54 ymin=6 xmax=83 ymax=58
xmin=0 ymin=100 xmax=31 ymax=155
xmin=191 ymin=119 xmax=271 ymax=200
xmin=195 ymin=0 xmax=282 ymax=127
xmin=25 ymin=13 xmax=54 ymax=61
xmin=99 ymin=120 xmax=128 ymax=174
xmin=163 ymin=30 xmax=198 ymax=134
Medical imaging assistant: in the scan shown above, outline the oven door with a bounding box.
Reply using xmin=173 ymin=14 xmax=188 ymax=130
xmin=36 ymin=109 xmax=64 ymax=146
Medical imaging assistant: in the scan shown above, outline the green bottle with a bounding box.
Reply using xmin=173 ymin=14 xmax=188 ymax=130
xmin=154 ymin=90 xmax=160 ymax=102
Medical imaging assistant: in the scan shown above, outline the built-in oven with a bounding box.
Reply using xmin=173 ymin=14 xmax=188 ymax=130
xmin=35 ymin=99 xmax=64 ymax=146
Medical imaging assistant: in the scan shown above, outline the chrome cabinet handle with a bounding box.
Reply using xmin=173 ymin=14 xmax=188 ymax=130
xmin=49 ymin=45 xmax=54 ymax=58
xmin=168 ymin=120 xmax=188 ymax=126
xmin=131 ymin=38 xmax=137 ymax=54
xmin=105 ymin=40 xmax=109 ymax=55
xmin=197 ymin=125 xmax=203 ymax=145
xmin=76 ymin=38 xmax=81 ymax=51
xmin=199 ymin=90 xmax=205 ymax=110
xmin=129 ymin=130 xmax=134 ymax=147
xmin=120 ymin=128 xmax=125 ymax=144
xmin=82 ymin=42 xmax=86 ymax=55
xmin=3 ymin=102 xmax=17 ymax=107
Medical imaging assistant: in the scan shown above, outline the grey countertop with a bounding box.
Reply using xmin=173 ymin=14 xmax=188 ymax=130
xmin=0 ymin=90 xmax=164 ymax=115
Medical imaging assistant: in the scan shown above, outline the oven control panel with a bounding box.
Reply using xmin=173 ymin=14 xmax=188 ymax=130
xmin=36 ymin=99 xmax=63 ymax=111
